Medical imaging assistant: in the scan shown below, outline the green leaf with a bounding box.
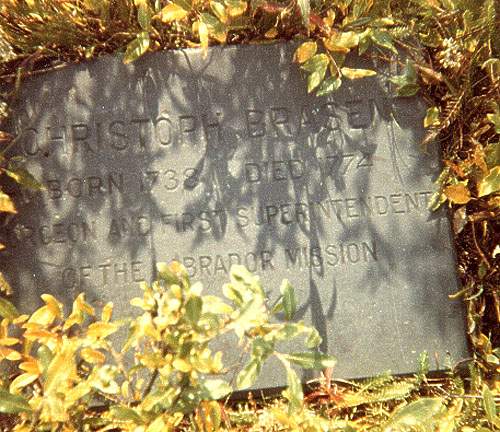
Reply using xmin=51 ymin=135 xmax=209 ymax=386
xmin=282 ymin=363 xmax=303 ymax=414
xmin=487 ymin=111 xmax=500 ymax=134
xmin=200 ymin=379 xmax=232 ymax=400
xmin=397 ymin=83 xmax=420 ymax=97
xmin=123 ymin=32 xmax=150 ymax=64
xmin=306 ymin=327 xmax=322 ymax=348
xmin=316 ymin=76 xmax=342 ymax=96
xmin=185 ymin=296 xmax=202 ymax=324
xmin=383 ymin=398 xmax=444 ymax=431
xmin=280 ymin=279 xmax=296 ymax=320
xmin=5 ymin=167 xmax=43 ymax=190
xmin=478 ymin=166 xmax=500 ymax=197
xmin=424 ymin=106 xmax=440 ymax=128
xmin=109 ymin=405 xmax=143 ymax=424
xmin=297 ymin=0 xmax=310 ymax=28
xmin=390 ymin=60 xmax=419 ymax=97
xmin=283 ymin=352 xmax=337 ymax=369
xmin=302 ymin=54 xmax=329 ymax=93
xmin=0 ymin=296 xmax=19 ymax=319
xmin=236 ymin=359 xmax=261 ymax=389
xmin=0 ymin=389 xmax=32 ymax=414
xmin=370 ymin=29 xmax=397 ymax=54
xmin=358 ymin=29 xmax=372 ymax=55
xmin=251 ymin=337 xmax=274 ymax=362
xmin=301 ymin=53 xmax=329 ymax=73
xmin=142 ymin=388 xmax=179 ymax=411
xmin=37 ymin=345 xmax=53 ymax=377
xmin=482 ymin=385 xmax=497 ymax=424
xmin=341 ymin=67 xmax=377 ymax=79
xmin=484 ymin=142 xmax=500 ymax=169
xmin=136 ymin=0 xmax=153 ymax=30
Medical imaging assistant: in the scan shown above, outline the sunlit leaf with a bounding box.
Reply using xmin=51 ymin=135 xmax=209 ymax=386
xmin=302 ymin=54 xmax=329 ymax=93
xmin=487 ymin=111 xmax=500 ymax=134
xmin=297 ymin=0 xmax=310 ymax=27
xmin=482 ymin=385 xmax=497 ymax=424
xmin=0 ymin=389 xmax=32 ymax=414
xmin=280 ymin=279 xmax=296 ymax=320
xmin=173 ymin=358 xmax=192 ymax=372
xmin=87 ymin=321 xmax=120 ymax=340
xmin=0 ymin=192 xmax=16 ymax=214
xmin=0 ymin=273 xmax=13 ymax=296
xmin=109 ymin=405 xmax=144 ymax=424
xmin=236 ymin=359 xmax=260 ymax=389
xmin=325 ymin=31 xmax=359 ymax=52
xmin=478 ymin=166 xmax=500 ymax=197
xmin=158 ymin=2 xmax=188 ymax=22
xmin=9 ymin=373 xmax=38 ymax=394
xmin=282 ymin=363 xmax=303 ymax=414
xmin=123 ymin=32 xmax=150 ymax=64
xmin=383 ymin=398 xmax=445 ymax=431
xmin=444 ymin=183 xmax=471 ymax=204
xmin=200 ymin=378 xmax=232 ymax=400
xmin=306 ymin=327 xmax=322 ymax=348
xmin=341 ymin=67 xmax=376 ymax=79
xmin=283 ymin=352 xmax=337 ymax=369
xmin=294 ymin=41 xmax=317 ymax=64
xmin=424 ymin=106 xmax=440 ymax=128
xmin=225 ymin=0 xmax=247 ymax=17
xmin=5 ymin=167 xmax=43 ymax=190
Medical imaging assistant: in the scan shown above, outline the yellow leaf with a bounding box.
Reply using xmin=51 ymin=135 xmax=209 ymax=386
xmin=341 ymin=67 xmax=377 ymax=79
xmin=0 ymin=346 xmax=22 ymax=361
xmin=0 ymin=272 xmax=13 ymax=295
xmin=173 ymin=358 xmax=192 ymax=372
xmin=19 ymin=359 xmax=41 ymax=375
xmin=199 ymin=21 xmax=210 ymax=47
xmin=325 ymin=31 xmax=359 ymax=52
xmin=80 ymin=348 xmax=106 ymax=364
xmin=444 ymin=183 xmax=471 ymax=204
xmin=41 ymin=294 xmax=63 ymax=319
xmin=10 ymin=373 xmax=38 ymax=393
xmin=424 ymin=106 xmax=440 ymax=128
xmin=294 ymin=41 xmax=317 ymax=64
xmin=264 ymin=27 xmax=278 ymax=39
xmin=101 ymin=302 xmax=113 ymax=322
xmin=146 ymin=415 xmax=167 ymax=432
xmin=158 ymin=3 xmax=188 ymax=22
xmin=210 ymin=1 xmax=227 ymax=23
xmin=225 ymin=0 xmax=247 ymax=17
xmin=0 ymin=337 xmax=19 ymax=346
xmin=28 ymin=305 xmax=56 ymax=326
xmin=0 ymin=192 xmax=16 ymax=213
xmin=87 ymin=321 xmax=119 ymax=340
xmin=45 ymin=339 xmax=78 ymax=396
xmin=64 ymin=382 xmax=91 ymax=408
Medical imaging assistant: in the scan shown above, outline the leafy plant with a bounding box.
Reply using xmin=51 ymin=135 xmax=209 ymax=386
xmin=0 ymin=262 xmax=334 ymax=431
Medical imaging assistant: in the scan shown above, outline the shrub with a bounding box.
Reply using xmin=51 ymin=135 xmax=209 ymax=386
xmin=0 ymin=262 xmax=335 ymax=431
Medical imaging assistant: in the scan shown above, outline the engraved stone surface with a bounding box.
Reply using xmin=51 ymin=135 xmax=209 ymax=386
xmin=0 ymin=42 xmax=469 ymax=388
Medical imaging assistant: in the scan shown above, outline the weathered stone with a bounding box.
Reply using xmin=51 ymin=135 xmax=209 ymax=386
xmin=0 ymin=42 xmax=469 ymax=388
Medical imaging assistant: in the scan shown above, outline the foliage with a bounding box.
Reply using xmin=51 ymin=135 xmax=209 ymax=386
xmin=0 ymin=0 xmax=498 ymax=430
xmin=0 ymin=262 xmax=335 ymax=431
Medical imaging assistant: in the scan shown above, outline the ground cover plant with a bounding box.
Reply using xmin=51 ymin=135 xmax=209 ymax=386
xmin=0 ymin=0 xmax=498 ymax=430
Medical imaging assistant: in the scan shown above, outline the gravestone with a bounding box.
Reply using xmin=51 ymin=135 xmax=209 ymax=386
xmin=0 ymin=42 xmax=469 ymax=388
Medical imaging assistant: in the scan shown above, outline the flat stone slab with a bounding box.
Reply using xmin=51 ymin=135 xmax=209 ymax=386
xmin=0 ymin=42 xmax=469 ymax=388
